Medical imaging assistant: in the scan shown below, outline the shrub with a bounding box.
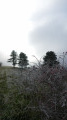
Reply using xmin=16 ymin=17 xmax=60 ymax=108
xmin=0 ymin=64 xmax=67 ymax=120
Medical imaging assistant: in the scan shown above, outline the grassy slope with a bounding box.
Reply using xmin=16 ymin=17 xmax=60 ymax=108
xmin=0 ymin=66 xmax=67 ymax=120
xmin=0 ymin=67 xmax=40 ymax=120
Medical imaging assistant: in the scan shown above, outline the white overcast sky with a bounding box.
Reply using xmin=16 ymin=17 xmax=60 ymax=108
xmin=0 ymin=0 xmax=67 ymax=66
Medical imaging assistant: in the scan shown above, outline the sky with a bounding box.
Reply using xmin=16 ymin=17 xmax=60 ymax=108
xmin=0 ymin=0 xmax=67 ymax=66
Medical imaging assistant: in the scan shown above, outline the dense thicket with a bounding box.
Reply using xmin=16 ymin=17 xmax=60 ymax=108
xmin=0 ymin=64 xmax=67 ymax=120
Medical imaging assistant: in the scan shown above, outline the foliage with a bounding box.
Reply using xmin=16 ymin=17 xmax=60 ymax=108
xmin=43 ymin=51 xmax=59 ymax=66
xmin=0 ymin=62 xmax=2 ymax=67
xmin=18 ymin=52 xmax=28 ymax=68
xmin=8 ymin=50 xmax=17 ymax=67
xmin=0 ymin=63 xmax=67 ymax=120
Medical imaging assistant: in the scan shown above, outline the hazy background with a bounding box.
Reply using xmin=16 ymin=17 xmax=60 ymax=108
xmin=0 ymin=0 xmax=67 ymax=66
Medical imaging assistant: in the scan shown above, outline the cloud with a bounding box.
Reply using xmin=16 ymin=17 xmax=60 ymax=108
xmin=29 ymin=0 xmax=67 ymax=58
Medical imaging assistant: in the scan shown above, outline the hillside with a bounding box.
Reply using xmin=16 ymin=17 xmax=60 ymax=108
xmin=0 ymin=66 xmax=67 ymax=120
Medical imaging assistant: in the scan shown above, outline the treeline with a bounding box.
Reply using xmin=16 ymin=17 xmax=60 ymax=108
xmin=8 ymin=50 xmax=59 ymax=68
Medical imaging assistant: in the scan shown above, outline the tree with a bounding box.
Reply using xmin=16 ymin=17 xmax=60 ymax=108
xmin=43 ymin=51 xmax=59 ymax=67
xmin=0 ymin=62 xmax=2 ymax=67
xmin=8 ymin=50 xmax=17 ymax=67
xmin=18 ymin=52 xmax=28 ymax=68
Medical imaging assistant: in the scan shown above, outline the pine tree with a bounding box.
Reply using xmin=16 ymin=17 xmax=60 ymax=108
xmin=8 ymin=50 xmax=17 ymax=67
xmin=43 ymin=51 xmax=59 ymax=67
xmin=18 ymin=52 xmax=28 ymax=68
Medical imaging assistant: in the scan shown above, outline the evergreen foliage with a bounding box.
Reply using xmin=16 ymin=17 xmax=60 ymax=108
xmin=8 ymin=50 xmax=17 ymax=67
xmin=18 ymin=52 xmax=28 ymax=68
xmin=43 ymin=51 xmax=59 ymax=66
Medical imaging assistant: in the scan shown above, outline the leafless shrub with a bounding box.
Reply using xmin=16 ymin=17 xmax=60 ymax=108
xmin=0 ymin=59 xmax=67 ymax=120
xmin=29 ymin=63 xmax=67 ymax=120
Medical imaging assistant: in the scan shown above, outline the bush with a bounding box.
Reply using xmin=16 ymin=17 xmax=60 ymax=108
xmin=0 ymin=64 xmax=67 ymax=120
